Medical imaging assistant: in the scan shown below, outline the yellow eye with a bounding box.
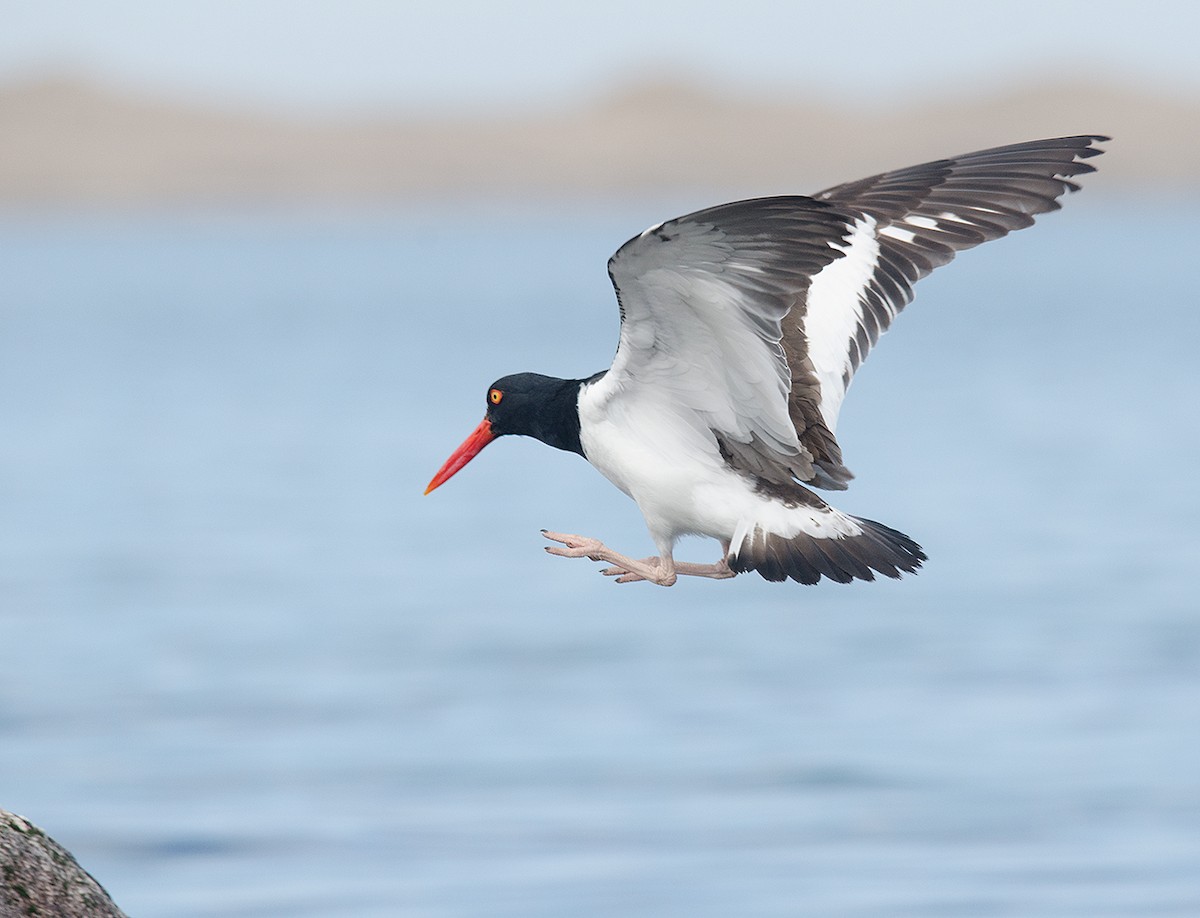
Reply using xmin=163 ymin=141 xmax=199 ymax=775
xmin=489 ymin=388 xmax=503 ymax=405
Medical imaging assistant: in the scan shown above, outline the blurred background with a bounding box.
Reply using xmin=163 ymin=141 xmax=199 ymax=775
xmin=2 ymin=2 xmax=1198 ymax=916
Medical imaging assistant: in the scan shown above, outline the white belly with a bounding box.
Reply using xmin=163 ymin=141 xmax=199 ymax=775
xmin=577 ymin=386 xmax=752 ymax=545
xmin=576 ymin=381 xmax=864 ymax=553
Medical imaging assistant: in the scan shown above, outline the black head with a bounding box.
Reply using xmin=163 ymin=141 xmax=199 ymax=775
xmin=425 ymin=372 xmax=585 ymax=494
xmin=483 ymin=372 xmax=580 ymax=442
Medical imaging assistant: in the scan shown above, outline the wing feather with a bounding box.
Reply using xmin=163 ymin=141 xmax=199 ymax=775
xmin=595 ymin=135 xmax=1106 ymax=495
xmin=798 ymin=133 xmax=1108 ymax=486
xmin=596 ymin=200 xmax=853 ymax=485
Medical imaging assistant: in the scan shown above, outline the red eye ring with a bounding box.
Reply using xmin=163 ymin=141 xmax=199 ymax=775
xmin=489 ymin=389 xmax=503 ymax=405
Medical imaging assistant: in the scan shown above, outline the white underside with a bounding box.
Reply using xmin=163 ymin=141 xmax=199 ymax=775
xmin=577 ymin=379 xmax=863 ymax=558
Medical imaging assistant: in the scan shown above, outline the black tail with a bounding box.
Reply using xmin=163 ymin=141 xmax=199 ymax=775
xmin=728 ymin=517 xmax=926 ymax=585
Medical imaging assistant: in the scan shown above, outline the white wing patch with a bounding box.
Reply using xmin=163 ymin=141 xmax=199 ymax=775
xmin=879 ymin=213 xmax=944 ymax=244
xmin=905 ymin=214 xmax=940 ymax=229
xmin=879 ymin=224 xmax=916 ymax=243
xmin=801 ymin=215 xmax=880 ymax=430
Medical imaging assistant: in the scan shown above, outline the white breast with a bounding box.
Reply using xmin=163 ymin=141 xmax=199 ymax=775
xmin=577 ymin=378 xmax=732 ymax=543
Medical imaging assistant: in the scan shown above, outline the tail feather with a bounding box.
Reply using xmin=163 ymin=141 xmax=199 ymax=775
xmin=819 ymin=534 xmax=877 ymax=582
xmin=728 ymin=516 xmax=926 ymax=585
xmin=792 ymin=535 xmax=854 ymax=584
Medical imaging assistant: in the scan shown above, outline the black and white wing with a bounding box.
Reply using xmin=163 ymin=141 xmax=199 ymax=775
xmin=596 ymin=135 xmax=1106 ymax=494
xmin=598 ymin=197 xmax=855 ymax=489
xmin=798 ymin=134 xmax=1108 ymax=487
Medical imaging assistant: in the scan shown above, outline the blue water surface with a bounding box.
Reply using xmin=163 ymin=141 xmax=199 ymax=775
xmin=0 ymin=196 xmax=1197 ymax=917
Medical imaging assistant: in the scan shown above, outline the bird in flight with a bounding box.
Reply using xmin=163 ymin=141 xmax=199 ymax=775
xmin=426 ymin=135 xmax=1106 ymax=586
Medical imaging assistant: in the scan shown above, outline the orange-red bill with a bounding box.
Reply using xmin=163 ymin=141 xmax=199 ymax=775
xmin=424 ymin=418 xmax=496 ymax=494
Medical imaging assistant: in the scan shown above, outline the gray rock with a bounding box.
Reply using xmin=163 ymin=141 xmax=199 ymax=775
xmin=0 ymin=809 xmax=127 ymax=918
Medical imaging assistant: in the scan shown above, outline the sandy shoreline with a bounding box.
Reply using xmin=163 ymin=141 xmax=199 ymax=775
xmin=1 ymin=74 xmax=1193 ymax=207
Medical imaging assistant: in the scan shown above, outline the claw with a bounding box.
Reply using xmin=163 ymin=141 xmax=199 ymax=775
xmin=542 ymin=530 xmax=606 ymax=561
xmin=601 ymin=565 xmax=647 ymax=583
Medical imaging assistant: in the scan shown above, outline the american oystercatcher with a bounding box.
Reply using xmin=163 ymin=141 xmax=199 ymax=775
xmin=426 ymin=135 xmax=1106 ymax=586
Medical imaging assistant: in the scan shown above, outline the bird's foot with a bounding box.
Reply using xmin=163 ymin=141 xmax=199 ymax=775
xmin=601 ymin=557 xmax=659 ymax=584
xmin=541 ymin=531 xmax=608 ymax=562
xmin=541 ymin=531 xmax=677 ymax=586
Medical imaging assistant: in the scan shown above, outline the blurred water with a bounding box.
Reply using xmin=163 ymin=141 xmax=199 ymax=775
xmin=0 ymin=199 xmax=1197 ymax=917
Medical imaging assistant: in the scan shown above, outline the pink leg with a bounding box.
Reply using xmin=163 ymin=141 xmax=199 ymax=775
xmin=605 ymin=539 xmax=735 ymax=582
xmin=542 ymin=531 xmax=677 ymax=586
xmin=542 ymin=532 xmax=737 ymax=585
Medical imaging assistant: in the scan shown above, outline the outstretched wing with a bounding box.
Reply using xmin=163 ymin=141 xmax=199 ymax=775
xmin=595 ymin=135 xmax=1106 ymax=493
xmin=799 ymin=134 xmax=1107 ymax=486
xmin=596 ymin=197 xmax=856 ymax=488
